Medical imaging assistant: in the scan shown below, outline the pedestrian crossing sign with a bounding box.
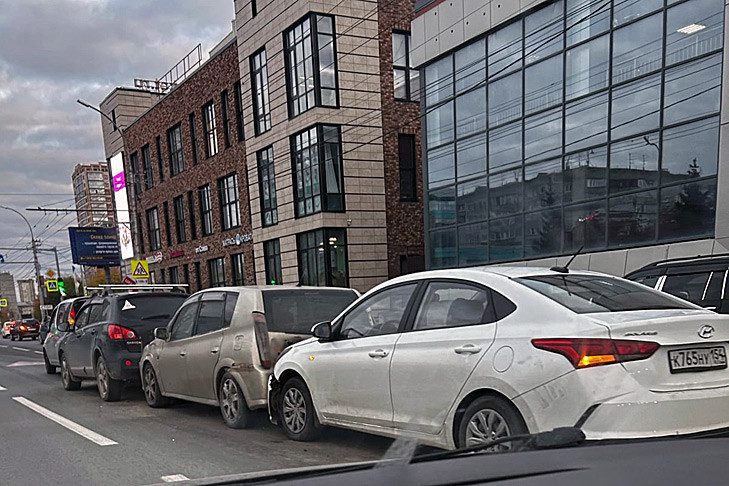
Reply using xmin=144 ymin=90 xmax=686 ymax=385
xmin=0 ymin=299 xmax=7 ymax=308
xmin=131 ymin=259 xmax=150 ymax=278
xmin=46 ymin=280 xmax=59 ymax=292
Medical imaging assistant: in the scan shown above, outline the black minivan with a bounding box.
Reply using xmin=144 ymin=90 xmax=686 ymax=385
xmin=625 ymin=254 xmax=729 ymax=313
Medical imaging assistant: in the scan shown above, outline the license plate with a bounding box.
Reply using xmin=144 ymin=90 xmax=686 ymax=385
xmin=668 ymin=346 xmax=727 ymax=373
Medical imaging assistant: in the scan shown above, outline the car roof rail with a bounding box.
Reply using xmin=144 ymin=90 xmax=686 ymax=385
xmin=637 ymin=253 xmax=729 ymax=269
xmin=85 ymin=284 xmax=189 ymax=296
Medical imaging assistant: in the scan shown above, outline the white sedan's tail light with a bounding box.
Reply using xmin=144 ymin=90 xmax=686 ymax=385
xmin=532 ymin=338 xmax=660 ymax=369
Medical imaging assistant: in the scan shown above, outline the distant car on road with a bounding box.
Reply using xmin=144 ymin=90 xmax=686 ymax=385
xmin=1 ymin=321 xmax=14 ymax=339
xmin=10 ymin=319 xmax=40 ymax=341
xmin=58 ymin=291 xmax=187 ymax=401
xmin=141 ymin=286 xmax=359 ymax=428
xmin=270 ymin=267 xmax=729 ymax=449
xmin=42 ymin=296 xmax=91 ymax=374
xmin=625 ymin=254 xmax=729 ymax=312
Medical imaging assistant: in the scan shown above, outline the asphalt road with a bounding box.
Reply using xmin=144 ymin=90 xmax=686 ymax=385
xmin=0 ymin=338 xmax=393 ymax=486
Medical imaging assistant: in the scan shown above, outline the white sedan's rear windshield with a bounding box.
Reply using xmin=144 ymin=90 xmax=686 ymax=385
xmin=516 ymin=275 xmax=695 ymax=314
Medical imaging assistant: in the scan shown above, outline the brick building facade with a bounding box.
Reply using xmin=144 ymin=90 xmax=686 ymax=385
xmin=120 ymin=38 xmax=255 ymax=290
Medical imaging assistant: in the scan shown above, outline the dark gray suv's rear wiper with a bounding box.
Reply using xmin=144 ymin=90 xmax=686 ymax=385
xmin=410 ymin=427 xmax=586 ymax=463
xmin=140 ymin=314 xmax=171 ymax=320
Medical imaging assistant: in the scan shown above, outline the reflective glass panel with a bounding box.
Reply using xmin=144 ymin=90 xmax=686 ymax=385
xmin=455 ymin=39 xmax=486 ymax=93
xmin=525 ymin=55 xmax=563 ymax=114
xmin=429 ymin=185 xmax=456 ymax=228
xmin=459 ymin=222 xmax=489 ymax=265
xmin=566 ymin=34 xmax=609 ymax=99
xmin=488 ymin=71 xmax=522 ymax=126
xmin=664 ymin=54 xmax=722 ymax=125
xmin=488 ymin=121 xmax=522 ymax=171
xmin=489 ymin=168 xmax=523 ymax=218
xmin=490 ymin=216 xmax=523 ymax=262
xmin=456 ymin=86 xmax=487 ymax=138
xmin=608 ymin=190 xmax=658 ymax=246
xmin=525 ymin=209 xmax=562 ymax=257
xmin=666 ymin=0 xmax=724 ymax=66
xmin=662 ymin=117 xmax=719 ymax=184
xmin=611 ymin=74 xmax=661 ymax=139
xmin=457 ymin=177 xmax=488 ymax=224
xmin=430 ymin=228 xmax=457 ymax=268
xmin=426 ymin=100 xmax=454 ymax=147
xmin=457 ymin=133 xmax=487 ymax=181
xmin=525 ymin=1 xmax=564 ymax=64
xmin=427 ymin=144 xmax=455 ymax=188
xmin=425 ymin=55 xmax=454 ymax=106
xmin=612 ymin=13 xmax=663 ymax=84
xmin=525 ymin=108 xmax=562 ymax=162
xmin=564 ymin=200 xmax=607 ymax=250
xmin=565 ymin=92 xmax=608 ymax=150
xmin=659 ymin=178 xmax=717 ymax=240
xmin=567 ymin=0 xmax=610 ymax=46
xmin=613 ymin=0 xmax=662 ymax=26
xmin=609 ymin=134 xmax=659 ymax=194
xmin=488 ymin=20 xmax=523 ymax=76
xmin=564 ymin=146 xmax=607 ymax=203
xmin=525 ymin=158 xmax=563 ymax=211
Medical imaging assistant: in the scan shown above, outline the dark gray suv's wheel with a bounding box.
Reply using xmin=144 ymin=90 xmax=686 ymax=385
xmin=96 ymin=356 xmax=122 ymax=402
xmin=457 ymin=396 xmax=527 ymax=451
xmin=219 ymin=372 xmax=250 ymax=429
xmin=60 ymin=354 xmax=81 ymax=391
xmin=279 ymin=377 xmax=322 ymax=441
xmin=142 ymin=363 xmax=170 ymax=408
xmin=43 ymin=350 xmax=56 ymax=374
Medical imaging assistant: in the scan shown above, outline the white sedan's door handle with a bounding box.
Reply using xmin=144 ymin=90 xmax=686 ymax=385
xmin=454 ymin=344 xmax=482 ymax=355
xmin=368 ymin=349 xmax=389 ymax=358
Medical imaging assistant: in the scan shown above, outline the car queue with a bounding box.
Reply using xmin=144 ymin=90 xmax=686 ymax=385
xmin=38 ymin=266 xmax=729 ymax=451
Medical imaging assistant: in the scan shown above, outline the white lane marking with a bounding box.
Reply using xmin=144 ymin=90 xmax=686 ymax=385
xmin=161 ymin=475 xmax=190 ymax=483
xmin=33 ymin=351 xmax=43 ymax=355
xmin=12 ymin=347 xmax=30 ymax=352
xmin=7 ymin=361 xmax=44 ymax=367
xmin=0 ymin=344 xmax=8 ymax=348
xmin=0 ymin=385 xmax=6 ymax=391
xmin=12 ymin=397 xmax=118 ymax=446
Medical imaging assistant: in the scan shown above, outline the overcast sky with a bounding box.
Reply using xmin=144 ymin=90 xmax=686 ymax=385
xmin=0 ymin=0 xmax=234 ymax=284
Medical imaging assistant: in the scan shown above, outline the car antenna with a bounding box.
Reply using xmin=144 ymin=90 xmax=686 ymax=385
xmin=550 ymin=246 xmax=584 ymax=274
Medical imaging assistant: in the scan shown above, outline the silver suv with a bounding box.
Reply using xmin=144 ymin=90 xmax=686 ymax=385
xmin=140 ymin=286 xmax=359 ymax=428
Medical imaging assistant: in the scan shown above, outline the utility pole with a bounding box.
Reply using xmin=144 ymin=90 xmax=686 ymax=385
xmin=0 ymin=205 xmax=45 ymax=319
xmin=52 ymin=247 xmax=61 ymax=283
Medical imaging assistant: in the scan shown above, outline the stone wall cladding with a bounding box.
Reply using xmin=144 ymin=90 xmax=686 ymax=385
xmin=378 ymin=0 xmax=425 ymax=277
xmin=123 ymin=41 xmax=256 ymax=290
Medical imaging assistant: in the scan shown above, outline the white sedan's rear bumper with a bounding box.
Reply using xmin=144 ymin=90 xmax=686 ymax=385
xmin=581 ymin=385 xmax=729 ymax=440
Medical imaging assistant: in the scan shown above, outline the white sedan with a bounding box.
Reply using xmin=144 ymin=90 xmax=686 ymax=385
xmin=269 ymin=266 xmax=729 ymax=450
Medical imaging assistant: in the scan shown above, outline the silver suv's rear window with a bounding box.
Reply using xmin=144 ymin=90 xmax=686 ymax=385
xmin=262 ymin=289 xmax=358 ymax=333
xmin=516 ymin=274 xmax=696 ymax=314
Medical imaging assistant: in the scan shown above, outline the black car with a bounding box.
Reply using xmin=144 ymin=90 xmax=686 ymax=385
xmin=10 ymin=318 xmax=40 ymax=341
xmin=58 ymin=292 xmax=186 ymax=401
xmin=42 ymin=296 xmax=90 ymax=374
xmin=625 ymin=254 xmax=729 ymax=313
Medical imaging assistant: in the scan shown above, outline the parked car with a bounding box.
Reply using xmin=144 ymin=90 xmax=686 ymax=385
xmin=42 ymin=296 xmax=90 ymax=374
xmin=140 ymin=286 xmax=359 ymax=428
xmin=1 ymin=321 xmax=14 ymax=339
xmin=58 ymin=291 xmax=187 ymax=401
xmin=270 ymin=267 xmax=729 ymax=449
xmin=625 ymin=254 xmax=729 ymax=312
xmin=10 ymin=318 xmax=40 ymax=341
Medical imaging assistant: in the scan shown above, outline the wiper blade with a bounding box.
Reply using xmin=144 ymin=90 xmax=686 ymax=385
xmin=411 ymin=427 xmax=585 ymax=463
xmin=140 ymin=314 xmax=170 ymax=320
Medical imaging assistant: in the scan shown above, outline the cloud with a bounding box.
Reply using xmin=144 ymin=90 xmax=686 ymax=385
xmin=0 ymin=0 xmax=234 ymax=282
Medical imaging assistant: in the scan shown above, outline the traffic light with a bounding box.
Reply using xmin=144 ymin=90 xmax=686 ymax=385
xmin=58 ymin=279 xmax=66 ymax=297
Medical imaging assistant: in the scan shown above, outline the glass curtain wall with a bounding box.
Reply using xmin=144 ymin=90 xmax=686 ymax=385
xmin=424 ymin=0 xmax=723 ymax=268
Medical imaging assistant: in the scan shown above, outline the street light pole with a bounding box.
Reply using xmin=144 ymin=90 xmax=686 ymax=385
xmin=77 ymin=99 xmax=137 ymax=284
xmin=0 ymin=205 xmax=46 ymax=319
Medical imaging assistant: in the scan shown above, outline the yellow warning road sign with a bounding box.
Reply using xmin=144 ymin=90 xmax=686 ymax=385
xmin=0 ymin=299 xmax=7 ymax=308
xmin=46 ymin=269 xmax=55 ymax=278
xmin=131 ymin=260 xmax=150 ymax=278
xmin=46 ymin=280 xmax=59 ymax=292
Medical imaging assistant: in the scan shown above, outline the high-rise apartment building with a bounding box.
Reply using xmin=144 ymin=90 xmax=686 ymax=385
xmin=72 ymin=162 xmax=116 ymax=227
xmin=0 ymin=272 xmax=19 ymax=319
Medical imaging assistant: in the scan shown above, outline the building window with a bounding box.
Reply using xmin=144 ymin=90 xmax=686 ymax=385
xmin=250 ymin=48 xmax=272 ymax=134
xmin=142 ymin=144 xmax=153 ymax=190
xmin=393 ymin=32 xmax=419 ymax=101
xmin=232 ymin=253 xmax=245 ymax=286
xmin=194 ymin=261 xmax=202 ymax=291
xmin=163 ymin=201 xmax=171 ymax=247
xmin=257 ymin=146 xmax=278 ymax=227
xmin=160 ymin=268 xmax=167 ymax=284
xmin=218 ymin=173 xmax=240 ymax=230
xmin=130 ymin=152 xmax=142 ymax=195
xmin=146 ymin=207 xmax=161 ymax=251
xmin=291 ymin=124 xmax=344 ymax=217
xmin=187 ymin=190 xmax=197 ymax=240
xmin=263 ymin=239 xmax=282 ymax=285
xmin=183 ymin=264 xmax=190 ymax=286
xmin=208 ymin=257 xmax=226 ymax=288
xmin=423 ymin=0 xmax=724 ymax=267
xmin=297 ymin=228 xmax=348 ymax=287
xmin=111 ymin=109 xmax=117 ymax=131
xmin=155 ymin=136 xmax=164 ymax=182
xmin=189 ymin=113 xmax=199 ymax=165
xmin=233 ymin=81 xmax=245 ymax=142
xmin=221 ymin=90 xmax=231 ymax=149
xmin=169 ymin=266 xmax=179 ymax=284
xmin=203 ymin=101 xmax=219 ymax=157
xmin=284 ymin=13 xmax=339 ymax=117
xmin=199 ymin=184 xmax=214 ymax=236
xmin=167 ymin=124 xmax=185 ymax=176
xmin=174 ymin=195 xmax=187 ymax=244
xmin=251 ymin=0 xmax=257 ymax=17
xmin=398 ymin=134 xmax=417 ymax=201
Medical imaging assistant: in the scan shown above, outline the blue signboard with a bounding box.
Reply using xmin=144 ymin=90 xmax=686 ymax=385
xmin=68 ymin=227 xmax=121 ymax=266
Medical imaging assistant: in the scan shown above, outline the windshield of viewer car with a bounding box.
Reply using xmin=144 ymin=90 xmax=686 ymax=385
xmin=263 ymin=289 xmax=358 ymax=333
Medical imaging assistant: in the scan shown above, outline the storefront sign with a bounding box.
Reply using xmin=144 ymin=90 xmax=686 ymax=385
xmin=68 ymin=227 xmax=121 ymax=266
xmin=194 ymin=245 xmax=210 ymax=254
xmin=146 ymin=251 xmax=163 ymax=264
xmin=169 ymin=250 xmax=185 ymax=259
xmin=221 ymin=233 xmax=253 ymax=247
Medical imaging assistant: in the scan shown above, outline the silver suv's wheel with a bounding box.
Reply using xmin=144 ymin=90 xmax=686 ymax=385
xmin=142 ymin=364 xmax=170 ymax=408
xmin=218 ymin=372 xmax=249 ymax=429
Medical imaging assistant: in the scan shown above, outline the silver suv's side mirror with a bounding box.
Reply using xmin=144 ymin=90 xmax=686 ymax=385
xmin=154 ymin=327 xmax=169 ymax=341
xmin=312 ymin=321 xmax=332 ymax=341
